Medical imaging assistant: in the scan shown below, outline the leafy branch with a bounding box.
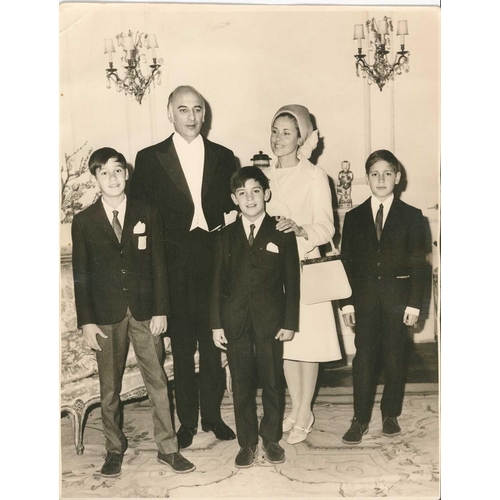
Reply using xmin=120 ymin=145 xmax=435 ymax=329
xmin=61 ymin=142 xmax=98 ymax=223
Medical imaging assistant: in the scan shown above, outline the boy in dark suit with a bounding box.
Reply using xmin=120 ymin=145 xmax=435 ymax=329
xmin=210 ymin=167 xmax=300 ymax=468
xmin=340 ymin=150 xmax=426 ymax=445
xmin=71 ymin=147 xmax=195 ymax=477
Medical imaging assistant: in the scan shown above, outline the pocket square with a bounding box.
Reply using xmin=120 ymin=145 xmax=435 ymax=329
xmin=133 ymin=221 xmax=146 ymax=234
xmin=266 ymin=242 xmax=279 ymax=253
xmin=396 ymin=275 xmax=410 ymax=279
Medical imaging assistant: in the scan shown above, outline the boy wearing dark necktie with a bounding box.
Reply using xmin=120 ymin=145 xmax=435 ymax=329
xmin=71 ymin=147 xmax=195 ymax=477
xmin=210 ymin=167 xmax=300 ymax=468
xmin=340 ymin=150 xmax=426 ymax=444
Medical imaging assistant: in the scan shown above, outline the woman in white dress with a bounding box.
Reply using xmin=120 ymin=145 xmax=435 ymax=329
xmin=263 ymin=104 xmax=342 ymax=444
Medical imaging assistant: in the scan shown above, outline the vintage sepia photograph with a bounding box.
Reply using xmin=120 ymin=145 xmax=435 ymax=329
xmin=58 ymin=1 xmax=441 ymax=498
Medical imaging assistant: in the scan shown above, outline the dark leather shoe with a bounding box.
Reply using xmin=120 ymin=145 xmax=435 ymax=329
xmin=342 ymin=418 xmax=369 ymax=445
xmin=235 ymin=445 xmax=258 ymax=468
xmin=100 ymin=452 xmax=123 ymax=477
xmin=177 ymin=425 xmax=197 ymax=449
xmin=157 ymin=451 xmax=196 ymax=474
xmin=382 ymin=416 xmax=401 ymax=437
xmin=201 ymin=420 xmax=236 ymax=441
xmin=262 ymin=439 xmax=285 ymax=464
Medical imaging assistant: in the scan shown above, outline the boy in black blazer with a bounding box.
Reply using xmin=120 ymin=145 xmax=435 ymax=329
xmin=340 ymin=150 xmax=426 ymax=444
xmin=71 ymin=147 xmax=195 ymax=477
xmin=210 ymin=167 xmax=300 ymax=468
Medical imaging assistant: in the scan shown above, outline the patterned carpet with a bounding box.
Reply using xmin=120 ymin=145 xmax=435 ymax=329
xmin=61 ymin=390 xmax=439 ymax=499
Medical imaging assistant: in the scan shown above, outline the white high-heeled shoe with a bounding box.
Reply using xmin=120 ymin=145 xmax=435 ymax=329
xmin=287 ymin=413 xmax=314 ymax=445
xmin=282 ymin=416 xmax=296 ymax=433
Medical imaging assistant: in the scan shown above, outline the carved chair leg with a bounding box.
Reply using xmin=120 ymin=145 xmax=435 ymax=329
xmin=66 ymin=399 xmax=86 ymax=455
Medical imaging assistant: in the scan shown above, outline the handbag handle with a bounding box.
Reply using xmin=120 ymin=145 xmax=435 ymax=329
xmin=301 ymin=254 xmax=343 ymax=267
xmin=303 ymin=239 xmax=339 ymax=261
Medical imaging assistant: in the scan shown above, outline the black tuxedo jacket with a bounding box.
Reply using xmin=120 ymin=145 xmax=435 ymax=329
xmin=130 ymin=134 xmax=236 ymax=245
xmin=210 ymin=214 xmax=301 ymax=339
xmin=130 ymin=134 xmax=236 ymax=321
xmin=72 ymin=197 xmax=170 ymax=328
xmin=339 ymin=197 xmax=426 ymax=315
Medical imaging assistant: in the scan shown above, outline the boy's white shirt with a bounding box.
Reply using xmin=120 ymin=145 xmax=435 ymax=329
xmin=102 ymin=195 xmax=127 ymax=228
xmin=241 ymin=212 xmax=265 ymax=240
xmin=341 ymin=194 xmax=419 ymax=318
xmin=370 ymin=193 xmax=394 ymax=227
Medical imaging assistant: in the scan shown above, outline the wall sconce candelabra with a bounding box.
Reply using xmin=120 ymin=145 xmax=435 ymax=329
xmin=353 ymin=17 xmax=410 ymax=91
xmin=104 ymin=31 xmax=162 ymax=104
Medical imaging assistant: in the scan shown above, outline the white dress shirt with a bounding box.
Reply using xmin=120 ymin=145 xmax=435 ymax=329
xmin=173 ymin=133 xmax=209 ymax=231
xmin=341 ymin=194 xmax=419 ymax=318
xmin=370 ymin=193 xmax=394 ymax=229
xmin=241 ymin=212 xmax=265 ymax=241
xmin=102 ymin=195 xmax=127 ymax=228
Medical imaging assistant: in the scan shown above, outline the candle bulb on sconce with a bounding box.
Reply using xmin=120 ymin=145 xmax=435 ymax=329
xmin=104 ymin=30 xmax=163 ymax=104
xmin=378 ymin=20 xmax=388 ymax=36
xmin=397 ymin=20 xmax=409 ymax=46
xmin=352 ymin=16 xmax=410 ymax=91
xmin=353 ymin=24 xmax=365 ymax=49
xmin=146 ymin=34 xmax=159 ymax=60
xmin=104 ymin=39 xmax=115 ymax=64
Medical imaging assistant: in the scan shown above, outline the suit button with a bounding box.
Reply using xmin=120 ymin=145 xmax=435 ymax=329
xmin=378 ymin=276 xmax=382 ymax=281
xmin=120 ymin=250 xmax=124 ymax=255
xmin=123 ymin=287 xmax=128 ymax=291
xmin=121 ymin=269 xmax=126 ymax=274
xmin=377 ymin=262 xmax=381 ymax=267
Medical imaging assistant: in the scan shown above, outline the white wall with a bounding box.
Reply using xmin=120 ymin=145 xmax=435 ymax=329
xmin=60 ymin=3 xmax=440 ymax=349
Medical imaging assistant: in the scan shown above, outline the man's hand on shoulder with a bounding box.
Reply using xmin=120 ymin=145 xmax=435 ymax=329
xmin=82 ymin=324 xmax=108 ymax=351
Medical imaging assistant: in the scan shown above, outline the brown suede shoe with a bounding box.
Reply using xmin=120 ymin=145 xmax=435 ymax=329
xmin=342 ymin=418 xmax=369 ymax=445
xmin=235 ymin=445 xmax=258 ymax=468
xmin=157 ymin=452 xmax=196 ymax=474
xmin=382 ymin=416 xmax=401 ymax=437
xmin=100 ymin=452 xmax=123 ymax=477
xmin=262 ymin=439 xmax=285 ymax=464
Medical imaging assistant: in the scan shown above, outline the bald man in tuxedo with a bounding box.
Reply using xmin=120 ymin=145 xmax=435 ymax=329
xmin=130 ymin=86 xmax=236 ymax=449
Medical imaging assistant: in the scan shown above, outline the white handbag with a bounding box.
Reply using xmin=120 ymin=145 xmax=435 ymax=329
xmin=300 ymin=246 xmax=352 ymax=305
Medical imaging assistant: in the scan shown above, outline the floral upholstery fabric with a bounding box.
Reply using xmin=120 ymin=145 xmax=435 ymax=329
xmin=61 ymin=328 xmax=174 ymax=386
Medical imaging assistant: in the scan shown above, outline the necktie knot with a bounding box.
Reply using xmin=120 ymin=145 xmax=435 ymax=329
xmin=248 ymin=224 xmax=255 ymax=247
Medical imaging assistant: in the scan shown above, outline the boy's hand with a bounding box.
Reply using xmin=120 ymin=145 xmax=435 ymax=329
xmin=82 ymin=324 xmax=108 ymax=351
xmin=403 ymin=311 xmax=419 ymax=327
xmin=150 ymin=315 xmax=167 ymax=337
xmin=276 ymin=329 xmax=295 ymax=342
xmin=342 ymin=312 xmax=356 ymax=327
xmin=213 ymin=329 xmax=228 ymax=351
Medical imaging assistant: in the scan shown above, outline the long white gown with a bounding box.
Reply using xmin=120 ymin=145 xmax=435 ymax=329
xmin=263 ymin=158 xmax=342 ymax=362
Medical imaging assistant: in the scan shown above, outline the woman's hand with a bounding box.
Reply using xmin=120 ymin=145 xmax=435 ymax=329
xmin=275 ymin=217 xmax=308 ymax=239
